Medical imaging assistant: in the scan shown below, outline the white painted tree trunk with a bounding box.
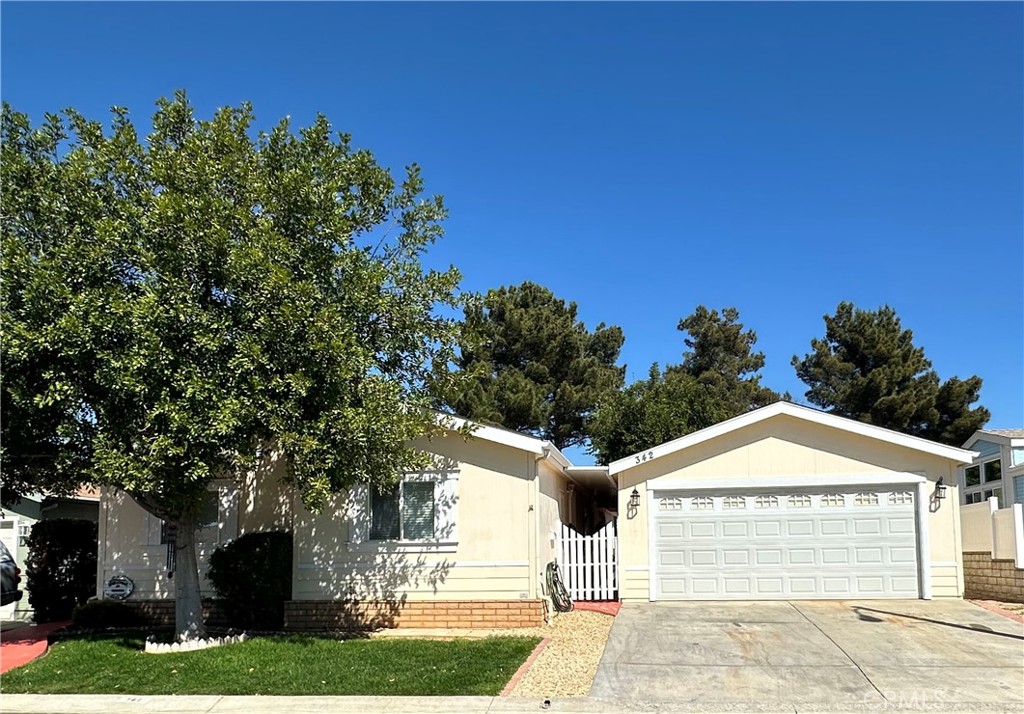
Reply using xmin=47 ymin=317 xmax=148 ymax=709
xmin=173 ymin=516 xmax=205 ymax=641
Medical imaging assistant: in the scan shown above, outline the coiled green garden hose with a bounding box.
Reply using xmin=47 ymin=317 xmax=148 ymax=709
xmin=546 ymin=561 xmax=574 ymax=613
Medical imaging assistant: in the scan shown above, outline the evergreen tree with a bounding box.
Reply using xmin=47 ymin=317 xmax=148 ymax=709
xmin=588 ymin=365 xmax=731 ymax=464
xmin=449 ymin=282 xmax=624 ymax=449
xmin=792 ymin=302 xmax=988 ymax=446
xmin=671 ymin=305 xmax=786 ymax=412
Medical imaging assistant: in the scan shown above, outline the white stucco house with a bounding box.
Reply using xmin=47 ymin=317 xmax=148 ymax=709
xmin=97 ymin=402 xmax=977 ymax=628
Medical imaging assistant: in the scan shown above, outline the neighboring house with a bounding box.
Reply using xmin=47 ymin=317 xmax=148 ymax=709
xmin=0 ymin=487 xmax=100 ymax=620
xmin=97 ymin=402 xmax=975 ymax=629
xmin=958 ymin=429 xmax=1024 ymax=508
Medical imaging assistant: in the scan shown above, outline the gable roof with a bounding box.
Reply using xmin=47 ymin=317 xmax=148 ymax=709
xmin=434 ymin=413 xmax=572 ymax=469
xmin=963 ymin=429 xmax=1024 ymax=449
xmin=608 ymin=401 xmax=977 ymax=475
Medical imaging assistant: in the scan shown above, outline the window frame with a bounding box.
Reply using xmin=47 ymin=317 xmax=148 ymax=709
xmin=963 ymin=458 xmax=1003 ymax=506
xmin=369 ymin=475 xmax=437 ymax=543
xmin=349 ymin=471 xmax=458 ymax=553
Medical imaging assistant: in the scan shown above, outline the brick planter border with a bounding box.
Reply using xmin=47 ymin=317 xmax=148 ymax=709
xmin=284 ymin=599 xmax=545 ymax=631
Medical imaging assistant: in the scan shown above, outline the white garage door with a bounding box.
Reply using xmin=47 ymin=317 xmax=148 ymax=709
xmin=653 ymin=488 xmax=919 ymax=599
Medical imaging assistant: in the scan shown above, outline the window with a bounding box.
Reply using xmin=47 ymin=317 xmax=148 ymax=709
xmin=964 ymin=465 xmax=981 ymax=487
xmin=889 ymin=491 xmax=914 ymax=506
xmin=690 ymin=497 xmax=713 ymax=510
xmin=788 ymin=495 xmax=812 ymax=508
xmin=965 ymin=492 xmax=983 ymax=505
xmin=659 ymin=497 xmax=683 ymax=511
xmin=983 ymin=460 xmax=1001 ymax=483
xmin=358 ymin=474 xmax=457 ymax=544
xmin=854 ymin=492 xmax=879 ymax=506
xmin=723 ymin=496 xmax=745 ymax=509
xmin=754 ymin=495 xmax=779 ymax=509
xmin=821 ymin=493 xmax=845 ymax=507
xmin=370 ymin=481 xmax=436 ymax=541
xmin=1012 ymin=448 xmax=1024 ymax=468
xmin=984 ymin=488 xmax=1003 ymax=508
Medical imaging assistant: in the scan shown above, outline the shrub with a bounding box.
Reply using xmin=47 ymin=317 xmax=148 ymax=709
xmin=71 ymin=599 xmax=141 ymax=629
xmin=207 ymin=530 xmax=292 ymax=629
xmin=25 ymin=518 xmax=99 ymax=622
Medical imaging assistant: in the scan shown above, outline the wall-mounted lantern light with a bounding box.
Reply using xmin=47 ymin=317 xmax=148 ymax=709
xmin=629 ymin=488 xmax=641 ymax=509
xmin=935 ymin=476 xmax=947 ymax=500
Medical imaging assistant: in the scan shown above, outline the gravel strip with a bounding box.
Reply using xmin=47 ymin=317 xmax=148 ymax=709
xmin=499 ymin=610 xmax=614 ymax=697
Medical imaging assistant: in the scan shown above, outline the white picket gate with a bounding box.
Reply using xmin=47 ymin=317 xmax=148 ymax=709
xmin=556 ymin=520 xmax=618 ymax=601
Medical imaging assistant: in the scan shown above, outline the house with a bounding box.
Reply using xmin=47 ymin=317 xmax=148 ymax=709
xmin=0 ymin=487 xmax=101 ymax=620
xmin=958 ymin=429 xmax=1024 ymax=508
xmin=97 ymin=402 xmax=976 ymax=628
xmin=957 ymin=428 xmax=1024 ymax=602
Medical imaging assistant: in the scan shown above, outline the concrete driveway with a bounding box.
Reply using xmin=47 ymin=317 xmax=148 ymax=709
xmin=591 ymin=600 xmax=1024 ymax=710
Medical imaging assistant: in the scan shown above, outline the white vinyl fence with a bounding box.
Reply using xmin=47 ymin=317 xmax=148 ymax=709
xmin=556 ymin=520 xmax=618 ymax=601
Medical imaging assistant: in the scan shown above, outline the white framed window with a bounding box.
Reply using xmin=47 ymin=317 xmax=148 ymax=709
xmin=889 ymin=491 xmax=914 ymax=506
xmin=659 ymin=497 xmax=684 ymax=511
xmin=788 ymin=495 xmax=812 ymax=508
xmin=854 ymin=492 xmax=879 ymax=507
xmin=723 ymin=495 xmax=745 ymax=509
xmin=754 ymin=495 xmax=779 ymax=509
xmin=820 ymin=493 xmax=845 ymax=508
xmin=690 ymin=496 xmax=714 ymax=510
xmin=350 ymin=472 xmax=458 ymax=548
xmin=963 ymin=458 xmax=1003 ymax=506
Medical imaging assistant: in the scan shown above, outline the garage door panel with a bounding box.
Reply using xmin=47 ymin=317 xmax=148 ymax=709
xmin=687 ymin=522 xmax=715 ymax=538
xmin=653 ymin=488 xmax=919 ymax=600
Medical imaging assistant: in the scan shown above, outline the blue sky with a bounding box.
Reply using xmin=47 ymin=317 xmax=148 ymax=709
xmin=3 ymin=2 xmax=1021 ymax=462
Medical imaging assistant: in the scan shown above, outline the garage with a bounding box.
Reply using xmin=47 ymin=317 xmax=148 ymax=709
xmin=612 ymin=402 xmax=976 ymax=602
xmin=651 ymin=486 xmax=920 ymax=599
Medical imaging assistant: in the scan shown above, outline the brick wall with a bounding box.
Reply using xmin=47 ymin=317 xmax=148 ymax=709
xmin=123 ymin=599 xmax=231 ymax=628
xmin=284 ymin=599 xmax=545 ymax=631
xmin=963 ymin=551 xmax=1024 ymax=603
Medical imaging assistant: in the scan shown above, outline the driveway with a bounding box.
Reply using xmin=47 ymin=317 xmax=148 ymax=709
xmin=591 ymin=600 xmax=1024 ymax=710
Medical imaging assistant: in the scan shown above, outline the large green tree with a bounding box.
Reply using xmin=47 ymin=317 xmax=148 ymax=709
xmin=792 ymin=302 xmax=988 ymax=446
xmin=1 ymin=95 xmax=463 ymax=638
xmin=448 ymin=282 xmax=624 ymax=449
xmin=588 ymin=306 xmax=781 ymax=464
xmin=670 ymin=305 xmax=786 ymax=412
xmin=588 ymin=365 xmax=731 ymax=464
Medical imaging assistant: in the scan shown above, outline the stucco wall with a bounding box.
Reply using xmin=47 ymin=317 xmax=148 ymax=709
xmin=616 ymin=415 xmax=965 ymax=600
xmin=98 ymin=430 xmax=548 ymax=607
xmin=292 ymin=431 xmax=538 ymax=603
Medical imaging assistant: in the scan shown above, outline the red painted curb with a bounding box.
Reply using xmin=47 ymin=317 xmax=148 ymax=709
xmin=970 ymin=599 xmax=1024 ymax=624
xmin=573 ymin=601 xmax=621 ymax=616
xmin=500 ymin=637 xmax=551 ymax=696
xmin=0 ymin=621 xmax=70 ymax=674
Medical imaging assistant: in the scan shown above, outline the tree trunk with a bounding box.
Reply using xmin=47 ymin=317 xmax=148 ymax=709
xmin=173 ymin=515 xmax=206 ymax=641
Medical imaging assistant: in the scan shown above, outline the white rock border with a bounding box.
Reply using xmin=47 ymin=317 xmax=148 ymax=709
xmin=144 ymin=633 xmax=247 ymax=654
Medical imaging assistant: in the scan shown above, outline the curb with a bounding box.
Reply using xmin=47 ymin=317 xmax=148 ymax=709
xmin=499 ymin=637 xmax=550 ymax=696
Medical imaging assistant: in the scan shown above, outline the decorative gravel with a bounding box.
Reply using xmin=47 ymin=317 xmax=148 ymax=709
xmin=496 ymin=610 xmax=614 ymax=697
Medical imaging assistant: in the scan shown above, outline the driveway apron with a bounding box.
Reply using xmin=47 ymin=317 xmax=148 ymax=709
xmin=590 ymin=600 xmax=1024 ymax=709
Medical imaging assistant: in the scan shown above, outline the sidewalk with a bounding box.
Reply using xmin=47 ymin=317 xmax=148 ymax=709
xmin=0 ymin=621 xmax=69 ymax=673
xmin=2 ymin=695 xmax=1023 ymax=714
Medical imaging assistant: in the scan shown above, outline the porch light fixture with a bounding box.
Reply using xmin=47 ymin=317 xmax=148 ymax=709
xmin=935 ymin=477 xmax=947 ymax=500
xmin=629 ymin=488 xmax=641 ymax=509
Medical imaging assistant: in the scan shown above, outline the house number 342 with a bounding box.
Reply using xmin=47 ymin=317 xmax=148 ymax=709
xmin=635 ymin=450 xmax=655 ymax=464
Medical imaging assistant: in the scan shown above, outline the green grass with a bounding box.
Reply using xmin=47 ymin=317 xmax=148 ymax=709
xmin=0 ymin=634 xmax=541 ymax=696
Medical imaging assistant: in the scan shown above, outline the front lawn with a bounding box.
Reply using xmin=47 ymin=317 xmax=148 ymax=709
xmin=0 ymin=634 xmax=540 ymax=696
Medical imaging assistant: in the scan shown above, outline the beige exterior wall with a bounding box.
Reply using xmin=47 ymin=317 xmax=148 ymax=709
xmin=98 ymin=430 xmax=558 ymax=606
xmin=616 ymin=414 xmax=965 ymax=600
xmin=292 ymin=431 xmax=540 ymax=602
